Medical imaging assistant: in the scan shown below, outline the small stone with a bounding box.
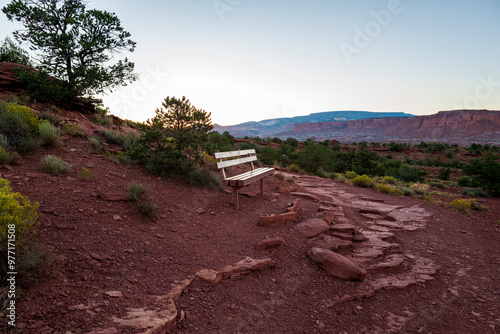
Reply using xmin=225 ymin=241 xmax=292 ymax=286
xmin=105 ymin=291 xmax=123 ymax=298
xmin=90 ymin=253 xmax=102 ymax=261
xmin=295 ymin=218 xmax=330 ymax=238
xmin=256 ymin=237 xmax=286 ymax=251
xmin=196 ymin=208 xmax=205 ymax=214
xmin=156 ymin=234 xmax=166 ymax=239
xmin=113 ymin=215 xmax=122 ymax=220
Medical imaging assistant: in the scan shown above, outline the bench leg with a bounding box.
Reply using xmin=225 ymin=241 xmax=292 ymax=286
xmin=260 ymin=178 xmax=264 ymax=195
xmin=233 ymin=187 xmax=242 ymax=210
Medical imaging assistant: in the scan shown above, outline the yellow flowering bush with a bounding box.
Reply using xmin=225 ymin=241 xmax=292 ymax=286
xmin=4 ymin=102 xmax=43 ymax=135
xmin=450 ymin=198 xmax=472 ymax=212
xmin=0 ymin=178 xmax=40 ymax=249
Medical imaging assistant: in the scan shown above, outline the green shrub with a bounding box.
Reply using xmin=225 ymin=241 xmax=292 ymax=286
xmin=438 ymin=167 xmax=452 ymax=181
xmin=0 ymin=102 xmax=43 ymax=153
xmin=381 ymin=176 xmax=397 ymax=184
xmin=398 ymin=187 xmax=416 ymax=196
xmin=96 ymin=115 xmax=114 ymax=128
xmin=375 ymin=183 xmax=404 ymax=196
xmin=39 ymin=122 xmax=60 ymax=147
xmin=0 ymin=134 xmax=10 ymax=150
xmin=428 ymin=181 xmax=446 ymax=189
xmin=410 ymin=182 xmax=430 ymax=195
xmin=62 ymin=123 xmax=85 ymax=137
xmin=137 ymin=200 xmax=158 ymax=220
xmin=457 ymin=176 xmax=471 ymax=187
xmin=258 ymin=146 xmax=281 ymax=165
xmin=39 ymin=112 xmax=62 ymax=126
xmin=316 ymin=167 xmax=329 ymax=178
xmin=122 ymin=133 xmax=137 ymax=151
xmin=275 ymin=173 xmax=285 ymax=181
xmin=423 ymin=195 xmax=435 ymax=203
xmin=13 ymin=68 xmax=73 ymax=103
xmin=389 ymin=142 xmax=405 ymax=152
xmin=285 ymin=137 xmax=299 ymax=147
xmin=1 ymin=103 xmax=41 ymax=135
xmin=99 ymin=128 xmax=126 ymax=145
xmin=0 ymin=179 xmax=49 ymax=290
xmin=352 ymin=174 xmax=373 ymax=187
xmin=467 ymin=198 xmax=488 ymax=211
xmin=237 ymin=142 xmax=257 ymax=151
xmin=388 ymin=164 xmax=427 ymax=182
xmin=462 ymin=153 xmax=500 ymax=197
xmin=296 ymin=144 xmax=334 ymax=174
xmin=40 ymin=155 xmax=71 ymax=175
xmin=288 ymin=164 xmax=301 ymax=172
xmin=462 ymin=187 xmax=486 ymax=197
xmin=87 ymin=136 xmax=102 ymax=152
xmin=451 ymin=198 xmax=472 ymax=212
xmin=187 ymin=168 xmax=221 ymax=189
xmin=0 ymin=146 xmax=14 ymax=164
xmin=127 ymin=182 xmax=147 ymax=202
xmin=14 ymin=241 xmax=51 ymax=289
xmin=344 ymin=171 xmax=358 ymax=179
xmin=77 ymin=168 xmax=92 ymax=181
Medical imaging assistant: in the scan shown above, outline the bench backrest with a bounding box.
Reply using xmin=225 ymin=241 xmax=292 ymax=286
xmin=215 ymin=149 xmax=259 ymax=180
xmin=215 ymin=149 xmax=257 ymax=169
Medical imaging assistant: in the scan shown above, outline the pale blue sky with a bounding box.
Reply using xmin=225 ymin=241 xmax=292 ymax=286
xmin=1 ymin=0 xmax=499 ymax=125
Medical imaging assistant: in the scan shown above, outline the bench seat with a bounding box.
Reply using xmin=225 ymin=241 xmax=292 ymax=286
xmin=223 ymin=167 xmax=275 ymax=187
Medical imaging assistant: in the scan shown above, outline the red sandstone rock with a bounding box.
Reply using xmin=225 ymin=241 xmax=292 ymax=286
xmin=307 ymin=247 xmax=367 ymax=281
xmin=258 ymin=212 xmax=298 ymax=227
xmin=256 ymin=237 xmax=286 ymax=251
xmin=295 ymin=218 xmax=329 ymax=238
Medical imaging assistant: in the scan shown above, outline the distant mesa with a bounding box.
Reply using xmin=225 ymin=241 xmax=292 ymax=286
xmin=214 ymin=109 xmax=500 ymax=145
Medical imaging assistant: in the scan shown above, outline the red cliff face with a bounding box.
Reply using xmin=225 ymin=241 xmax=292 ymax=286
xmin=280 ymin=110 xmax=500 ymax=145
xmin=0 ymin=62 xmax=37 ymax=95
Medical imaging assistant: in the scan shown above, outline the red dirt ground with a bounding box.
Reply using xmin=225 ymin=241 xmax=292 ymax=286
xmin=1 ymin=123 xmax=500 ymax=334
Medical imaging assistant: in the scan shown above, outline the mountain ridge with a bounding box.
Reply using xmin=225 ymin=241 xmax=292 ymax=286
xmin=215 ymin=109 xmax=500 ymax=145
xmin=214 ymin=110 xmax=414 ymax=138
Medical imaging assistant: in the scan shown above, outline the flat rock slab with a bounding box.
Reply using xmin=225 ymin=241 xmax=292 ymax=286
xmin=295 ymin=218 xmax=330 ymax=238
xmin=112 ymin=277 xmax=194 ymax=333
xmin=258 ymin=212 xmax=298 ymax=227
xmin=307 ymin=247 xmax=367 ymax=281
xmin=291 ymin=192 xmax=321 ymax=202
xmin=308 ymin=234 xmax=345 ymax=251
xmin=196 ymin=257 xmax=275 ymax=285
xmin=330 ymin=223 xmax=357 ymax=234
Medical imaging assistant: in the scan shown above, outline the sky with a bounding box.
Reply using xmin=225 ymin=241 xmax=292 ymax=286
xmin=1 ymin=0 xmax=500 ymax=125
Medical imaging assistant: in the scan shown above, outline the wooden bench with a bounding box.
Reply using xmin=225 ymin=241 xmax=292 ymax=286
xmin=215 ymin=149 xmax=275 ymax=210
